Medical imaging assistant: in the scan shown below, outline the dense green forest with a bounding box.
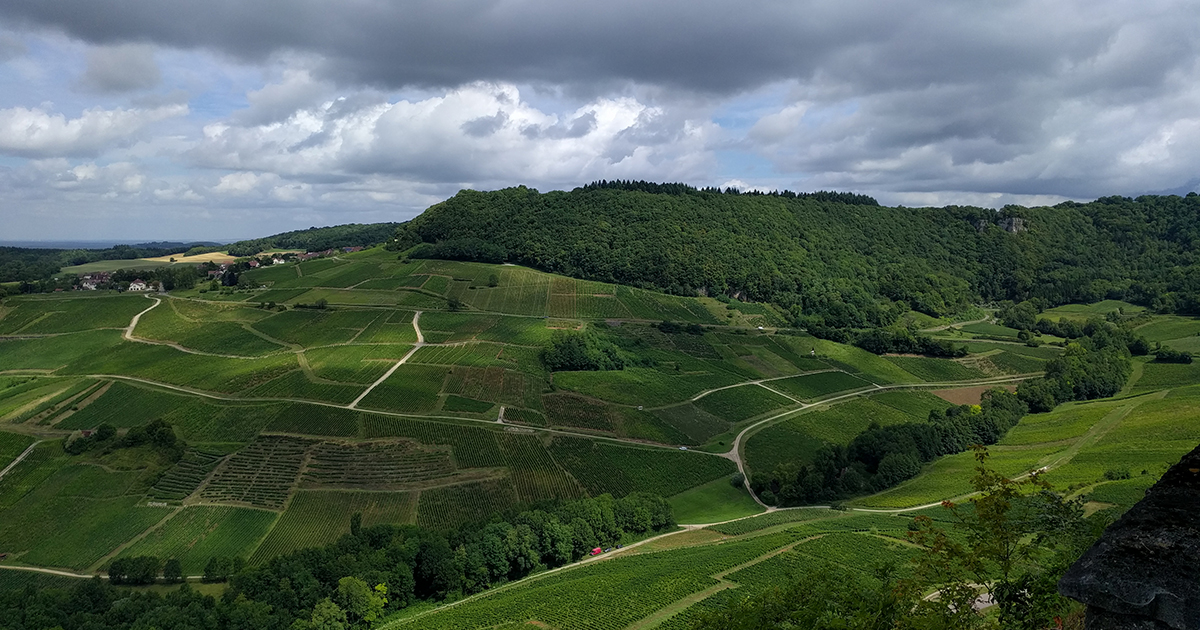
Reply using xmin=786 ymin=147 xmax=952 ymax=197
xmin=396 ymin=184 xmax=1200 ymax=327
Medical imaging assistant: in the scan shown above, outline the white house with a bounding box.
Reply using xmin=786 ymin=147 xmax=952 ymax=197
xmin=128 ymin=280 xmax=148 ymax=291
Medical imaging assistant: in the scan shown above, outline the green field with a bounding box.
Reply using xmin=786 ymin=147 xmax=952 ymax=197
xmin=668 ymin=477 xmax=764 ymax=524
xmin=744 ymin=395 xmax=928 ymax=476
xmin=883 ymin=356 xmax=985 ymax=381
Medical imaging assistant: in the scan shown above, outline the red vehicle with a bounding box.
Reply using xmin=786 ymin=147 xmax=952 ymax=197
xmin=589 ymin=547 xmax=603 ymax=556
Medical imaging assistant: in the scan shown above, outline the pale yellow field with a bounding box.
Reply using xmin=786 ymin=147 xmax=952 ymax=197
xmin=142 ymin=252 xmax=237 ymax=264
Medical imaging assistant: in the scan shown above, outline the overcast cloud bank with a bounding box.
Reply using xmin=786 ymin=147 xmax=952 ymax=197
xmin=0 ymin=0 xmax=1197 ymax=240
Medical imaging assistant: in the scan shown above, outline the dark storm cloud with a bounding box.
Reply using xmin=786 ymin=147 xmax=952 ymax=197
xmin=77 ymin=44 xmax=160 ymax=93
xmin=0 ymin=0 xmax=1119 ymax=95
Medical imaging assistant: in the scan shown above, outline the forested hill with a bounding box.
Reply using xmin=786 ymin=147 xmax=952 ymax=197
xmin=397 ymin=185 xmax=1200 ymax=326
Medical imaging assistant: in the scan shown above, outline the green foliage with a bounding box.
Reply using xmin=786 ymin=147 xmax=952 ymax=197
xmin=402 ymin=189 xmax=1200 ymax=328
xmin=541 ymin=329 xmax=627 ymax=371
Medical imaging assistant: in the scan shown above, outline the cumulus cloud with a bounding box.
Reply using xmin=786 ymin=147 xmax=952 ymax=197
xmin=0 ymin=103 xmax=186 ymax=158
xmin=190 ymin=83 xmax=716 ymax=188
xmin=77 ymin=44 xmax=160 ymax=93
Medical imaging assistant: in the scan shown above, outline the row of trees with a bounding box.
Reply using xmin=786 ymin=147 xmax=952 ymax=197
xmin=0 ymin=493 xmax=674 ymax=630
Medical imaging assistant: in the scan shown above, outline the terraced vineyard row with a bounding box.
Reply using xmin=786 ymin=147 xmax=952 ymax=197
xmin=198 ymin=436 xmax=311 ymax=509
xmin=303 ymin=440 xmax=456 ymax=488
xmin=147 ymin=447 xmax=226 ymax=502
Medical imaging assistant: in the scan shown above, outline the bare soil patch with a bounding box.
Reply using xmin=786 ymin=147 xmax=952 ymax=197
xmin=932 ymin=384 xmax=1016 ymax=405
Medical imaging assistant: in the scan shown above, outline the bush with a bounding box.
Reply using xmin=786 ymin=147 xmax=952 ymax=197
xmin=1155 ymin=348 xmax=1193 ymax=364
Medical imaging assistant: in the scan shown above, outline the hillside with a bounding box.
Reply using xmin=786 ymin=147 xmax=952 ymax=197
xmin=0 ymin=230 xmax=1198 ymax=628
xmin=400 ymin=185 xmax=1200 ymax=325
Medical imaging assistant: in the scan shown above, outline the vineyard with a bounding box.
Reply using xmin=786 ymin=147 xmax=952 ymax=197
xmin=147 ymin=447 xmax=227 ymax=502
xmin=119 ymin=506 xmax=277 ymax=574
xmin=542 ymin=393 xmax=616 ymax=432
xmin=362 ymin=417 xmax=505 ymax=468
xmin=415 ymin=478 xmax=519 ymax=530
xmin=264 ymin=403 xmax=362 ymax=437
xmin=250 ymin=490 xmax=417 ymax=564
xmin=356 ymin=364 xmax=448 ymax=413
xmin=705 ymin=508 xmax=834 ymax=535
xmin=198 ymin=436 xmax=311 ymax=509
xmin=498 ymin=433 xmax=586 ymax=503
xmin=546 ymin=437 xmax=736 ymax=498
xmin=302 ymin=440 xmax=457 ymax=489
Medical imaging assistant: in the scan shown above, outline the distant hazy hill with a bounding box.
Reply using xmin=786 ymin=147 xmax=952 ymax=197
xmin=399 ymin=183 xmax=1200 ymax=326
xmin=225 ymin=223 xmax=402 ymax=257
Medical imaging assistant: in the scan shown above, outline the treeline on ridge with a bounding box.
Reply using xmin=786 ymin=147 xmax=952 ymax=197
xmin=392 ymin=186 xmax=1200 ymax=331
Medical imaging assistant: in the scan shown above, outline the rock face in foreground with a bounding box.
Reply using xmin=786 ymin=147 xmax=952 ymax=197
xmin=1059 ymin=444 xmax=1200 ymax=629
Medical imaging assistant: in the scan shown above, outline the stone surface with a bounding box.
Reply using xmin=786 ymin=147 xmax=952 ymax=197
xmin=1059 ymin=444 xmax=1200 ymax=630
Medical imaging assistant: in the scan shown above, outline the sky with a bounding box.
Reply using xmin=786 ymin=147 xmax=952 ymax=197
xmin=1 ymin=0 xmax=1198 ymax=242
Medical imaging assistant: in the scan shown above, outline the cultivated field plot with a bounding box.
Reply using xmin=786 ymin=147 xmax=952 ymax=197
xmin=400 ymin=530 xmax=813 ymax=630
xmin=765 ymin=371 xmax=871 ymax=401
xmin=415 ymin=477 xmax=519 ymax=530
xmin=0 ymin=330 xmax=127 ymax=372
xmin=547 ymin=437 xmax=736 ymax=498
xmin=1042 ymin=300 xmax=1144 ymax=322
xmin=251 ymin=309 xmax=385 ymax=348
xmin=554 ymin=364 xmax=745 ymax=407
xmin=0 ymin=432 xmax=35 ymax=469
xmin=0 ymin=449 xmax=173 ymax=570
xmin=55 ymin=381 xmax=193 ymax=430
xmin=1132 ymin=362 xmax=1200 ymax=392
xmin=0 ymin=377 xmax=99 ymax=425
xmin=244 ymin=370 xmax=365 ymax=405
xmin=198 ymin=435 xmax=311 ymax=509
xmin=147 ymin=447 xmax=227 ymax=501
xmin=250 ymin=489 xmax=417 ymax=564
xmin=693 ymin=385 xmax=795 ymax=424
xmin=119 ymin=506 xmax=277 ymax=574
xmin=305 ymin=344 xmax=413 ymax=384
xmin=356 ymin=364 xmax=449 ymax=413
xmin=134 ymin=298 xmax=285 ymax=357
xmin=498 ymin=433 xmax=585 ymax=504
xmin=0 ymin=295 xmax=148 ymax=335
xmin=882 ymin=356 xmax=985 ymax=382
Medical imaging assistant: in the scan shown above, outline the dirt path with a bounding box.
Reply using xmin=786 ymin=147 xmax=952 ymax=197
xmin=0 ymin=440 xmax=42 ymax=481
xmin=349 ymin=312 xmax=423 ymax=409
